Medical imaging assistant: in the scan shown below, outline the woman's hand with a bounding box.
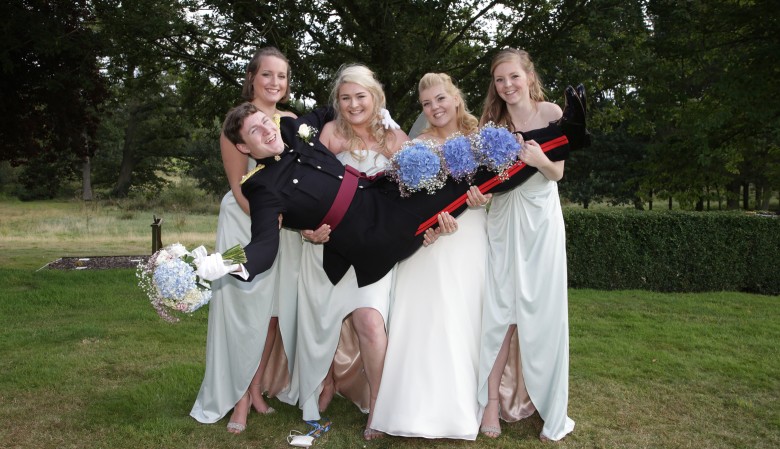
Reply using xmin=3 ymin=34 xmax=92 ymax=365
xmin=518 ymin=139 xmax=547 ymax=168
xmin=301 ymin=224 xmax=331 ymax=244
xmin=519 ymin=139 xmax=565 ymax=181
xmin=422 ymin=212 xmax=458 ymax=247
xmin=465 ymin=185 xmax=491 ymax=207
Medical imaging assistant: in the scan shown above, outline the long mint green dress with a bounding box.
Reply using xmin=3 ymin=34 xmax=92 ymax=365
xmin=190 ymin=160 xmax=301 ymax=423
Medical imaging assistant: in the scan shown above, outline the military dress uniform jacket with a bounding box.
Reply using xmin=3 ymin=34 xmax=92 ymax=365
xmin=240 ymin=108 xmax=575 ymax=287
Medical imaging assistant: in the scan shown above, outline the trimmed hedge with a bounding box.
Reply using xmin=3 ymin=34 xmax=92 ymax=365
xmin=564 ymin=209 xmax=780 ymax=295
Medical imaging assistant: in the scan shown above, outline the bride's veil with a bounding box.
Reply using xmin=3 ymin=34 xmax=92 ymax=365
xmin=407 ymin=112 xmax=428 ymax=139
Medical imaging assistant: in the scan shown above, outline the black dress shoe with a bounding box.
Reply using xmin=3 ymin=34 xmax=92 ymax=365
xmin=576 ymin=83 xmax=587 ymax=116
xmin=556 ymin=85 xmax=591 ymax=150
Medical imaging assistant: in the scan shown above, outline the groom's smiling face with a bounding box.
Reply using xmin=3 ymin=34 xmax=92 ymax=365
xmin=236 ymin=111 xmax=284 ymax=159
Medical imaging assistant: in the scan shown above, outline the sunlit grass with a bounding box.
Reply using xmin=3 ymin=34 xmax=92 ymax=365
xmin=0 ymin=199 xmax=218 ymax=269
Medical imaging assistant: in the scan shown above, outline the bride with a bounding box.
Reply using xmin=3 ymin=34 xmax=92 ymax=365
xmin=371 ymin=72 xmax=487 ymax=440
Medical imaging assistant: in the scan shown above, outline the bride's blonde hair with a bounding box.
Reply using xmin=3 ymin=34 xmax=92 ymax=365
xmin=329 ymin=64 xmax=396 ymax=159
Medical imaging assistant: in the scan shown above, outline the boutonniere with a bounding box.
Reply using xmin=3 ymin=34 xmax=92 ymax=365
xmin=297 ymin=124 xmax=317 ymax=145
xmin=272 ymin=113 xmax=281 ymax=129
xmin=240 ymin=164 xmax=265 ymax=185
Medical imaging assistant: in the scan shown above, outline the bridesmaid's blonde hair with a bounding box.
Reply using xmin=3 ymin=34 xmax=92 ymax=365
xmin=418 ymin=73 xmax=479 ymax=136
xmin=329 ymin=64 xmax=395 ymax=159
xmin=480 ymin=48 xmax=546 ymax=130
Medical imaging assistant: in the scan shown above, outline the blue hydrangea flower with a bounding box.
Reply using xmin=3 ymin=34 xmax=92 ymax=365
xmin=477 ymin=125 xmax=520 ymax=174
xmin=153 ymin=258 xmax=197 ymax=301
xmin=137 ymin=243 xmax=215 ymax=323
xmin=389 ymin=140 xmax=446 ymax=196
xmin=441 ymin=135 xmax=479 ymax=181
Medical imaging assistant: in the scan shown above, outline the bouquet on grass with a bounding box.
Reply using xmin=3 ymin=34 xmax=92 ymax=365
xmin=136 ymin=243 xmax=246 ymax=322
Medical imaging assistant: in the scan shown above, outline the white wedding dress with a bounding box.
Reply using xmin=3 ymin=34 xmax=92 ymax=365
xmin=371 ymin=205 xmax=488 ymax=439
xmin=295 ymin=149 xmax=394 ymax=421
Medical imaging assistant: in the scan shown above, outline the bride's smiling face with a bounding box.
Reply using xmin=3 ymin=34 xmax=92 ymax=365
xmin=338 ymin=82 xmax=375 ymax=127
xmin=236 ymin=110 xmax=284 ymax=158
xmin=419 ymin=84 xmax=457 ymax=130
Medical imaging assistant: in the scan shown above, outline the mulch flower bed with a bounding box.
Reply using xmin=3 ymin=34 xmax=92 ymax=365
xmin=46 ymin=256 xmax=149 ymax=270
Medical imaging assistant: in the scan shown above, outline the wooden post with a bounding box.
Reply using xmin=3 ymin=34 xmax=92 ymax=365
xmin=151 ymin=216 xmax=163 ymax=253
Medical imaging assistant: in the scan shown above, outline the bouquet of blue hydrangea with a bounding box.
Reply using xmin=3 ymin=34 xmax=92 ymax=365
xmin=440 ymin=134 xmax=480 ymax=182
xmin=474 ymin=123 xmax=521 ymax=180
xmin=136 ymin=243 xmax=245 ymax=322
xmin=388 ymin=139 xmax=447 ymax=197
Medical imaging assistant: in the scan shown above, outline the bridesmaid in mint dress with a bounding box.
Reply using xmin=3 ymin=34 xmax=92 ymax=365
xmin=476 ymin=48 xmax=575 ymax=442
xmin=190 ymin=47 xmax=307 ymax=434
xmin=294 ymin=64 xmax=409 ymax=441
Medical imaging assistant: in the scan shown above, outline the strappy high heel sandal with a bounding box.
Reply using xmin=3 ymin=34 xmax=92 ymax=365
xmin=363 ymin=428 xmax=384 ymax=441
xmin=249 ymin=384 xmax=276 ymax=415
xmin=226 ymin=392 xmax=251 ymax=434
xmin=479 ymin=397 xmax=502 ymax=438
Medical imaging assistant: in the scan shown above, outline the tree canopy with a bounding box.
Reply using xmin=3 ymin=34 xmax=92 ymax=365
xmin=2 ymin=0 xmax=777 ymax=209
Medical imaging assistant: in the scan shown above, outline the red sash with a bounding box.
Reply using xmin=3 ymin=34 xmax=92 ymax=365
xmin=414 ymin=135 xmax=569 ymax=235
xmin=318 ymin=165 xmax=362 ymax=230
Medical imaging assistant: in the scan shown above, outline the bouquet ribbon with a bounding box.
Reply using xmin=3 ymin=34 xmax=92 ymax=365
xmin=190 ymin=245 xmax=208 ymax=261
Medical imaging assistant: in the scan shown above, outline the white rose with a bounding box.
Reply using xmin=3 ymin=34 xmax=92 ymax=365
xmin=298 ymin=124 xmax=312 ymax=139
xmin=156 ymin=249 xmax=173 ymax=261
xmin=167 ymin=243 xmax=188 ymax=258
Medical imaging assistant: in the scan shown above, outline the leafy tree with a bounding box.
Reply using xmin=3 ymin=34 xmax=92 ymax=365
xmin=92 ymin=0 xmax=193 ymax=197
xmin=0 ymin=0 xmax=107 ymax=199
xmin=534 ymin=0 xmax=653 ymax=207
xmin=639 ymin=0 xmax=780 ymax=210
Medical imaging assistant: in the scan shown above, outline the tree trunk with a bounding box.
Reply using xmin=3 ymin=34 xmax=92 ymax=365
xmin=742 ymin=182 xmax=750 ymax=210
xmin=726 ymin=181 xmax=740 ymax=209
xmin=113 ymin=103 xmax=140 ymax=198
xmin=81 ymin=155 xmax=93 ymax=201
xmin=761 ymin=188 xmax=772 ymax=210
xmin=668 ymin=196 xmax=672 ymax=210
xmin=649 ymin=189 xmax=653 ymax=210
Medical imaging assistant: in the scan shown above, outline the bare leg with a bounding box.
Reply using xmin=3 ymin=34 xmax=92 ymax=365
xmin=248 ymin=317 xmax=278 ymax=414
xmin=318 ymin=362 xmax=336 ymax=412
xmin=480 ymin=325 xmax=516 ymax=438
xmin=226 ymin=391 xmax=250 ymax=434
xmin=350 ymin=307 xmax=387 ymax=440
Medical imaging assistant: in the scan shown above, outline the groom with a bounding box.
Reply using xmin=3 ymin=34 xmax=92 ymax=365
xmin=200 ymin=87 xmax=587 ymax=287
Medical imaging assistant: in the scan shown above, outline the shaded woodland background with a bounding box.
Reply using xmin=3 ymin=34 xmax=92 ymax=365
xmin=1 ymin=0 xmax=777 ymax=211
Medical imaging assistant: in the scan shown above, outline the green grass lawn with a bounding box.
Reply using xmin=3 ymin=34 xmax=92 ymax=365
xmin=0 ymin=199 xmax=778 ymax=448
xmin=2 ymin=271 xmax=777 ymax=449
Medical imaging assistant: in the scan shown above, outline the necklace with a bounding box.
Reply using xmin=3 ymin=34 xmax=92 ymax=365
xmin=514 ymin=106 xmax=538 ymax=130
